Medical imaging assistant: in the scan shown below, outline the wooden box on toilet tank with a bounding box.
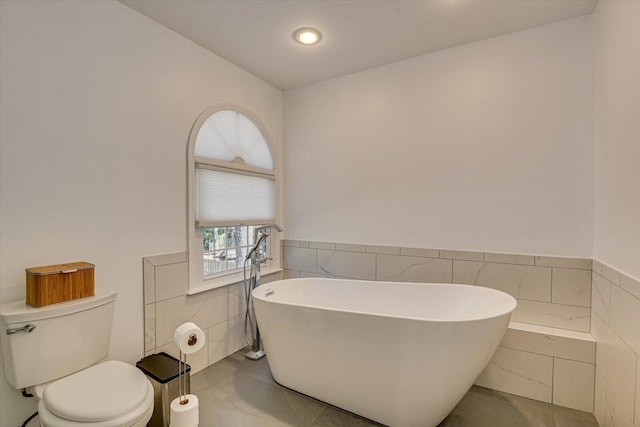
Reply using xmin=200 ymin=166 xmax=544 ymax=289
xmin=25 ymin=262 xmax=95 ymax=307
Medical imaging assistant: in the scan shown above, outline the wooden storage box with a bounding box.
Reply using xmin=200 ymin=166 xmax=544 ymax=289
xmin=26 ymin=262 xmax=95 ymax=307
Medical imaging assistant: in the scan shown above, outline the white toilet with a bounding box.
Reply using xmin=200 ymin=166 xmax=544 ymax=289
xmin=0 ymin=292 xmax=154 ymax=426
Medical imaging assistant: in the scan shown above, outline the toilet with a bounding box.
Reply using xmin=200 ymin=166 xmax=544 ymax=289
xmin=0 ymin=292 xmax=154 ymax=426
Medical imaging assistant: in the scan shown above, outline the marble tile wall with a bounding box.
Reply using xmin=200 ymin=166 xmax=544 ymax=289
xmin=142 ymin=241 xmax=639 ymax=420
xmin=476 ymin=321 xmax=596 ymax=412
xmin=143 ymin=252 xmax=283 ymax=374
xmin=283 ymin=240 xmax=592 ymax=332
xmin=590 ymin=260 xmax=640 ymax=427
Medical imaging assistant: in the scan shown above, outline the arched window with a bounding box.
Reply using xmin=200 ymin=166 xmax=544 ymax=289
xmin=187 ymin=107 xmax=277 ymax=292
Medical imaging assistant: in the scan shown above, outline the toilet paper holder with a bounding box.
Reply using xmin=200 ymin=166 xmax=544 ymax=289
xmin=177 ymin=349 xmax=189 ymax=405
xmin=171 ymin=322 xmax=205 ymax=426
xmin=178 ymin=331 xmax=198 ymax=404
xmin=187 ymin=334 xmax=198 ymax=347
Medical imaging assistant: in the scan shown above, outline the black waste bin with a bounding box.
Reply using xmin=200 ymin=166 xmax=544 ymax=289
xmin=137 ymin=352 xmax=191 ymax=427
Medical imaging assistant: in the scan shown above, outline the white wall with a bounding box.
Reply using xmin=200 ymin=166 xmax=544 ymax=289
xmin=284 ymin=17 xmax=593 ymax=257
xmin=593 ymin=0 xmax=640 ymax=281
xmin=0 ymin=1 xmax=282 ymax=425
xmin=591 ymin=1 xmax=640 ymax=426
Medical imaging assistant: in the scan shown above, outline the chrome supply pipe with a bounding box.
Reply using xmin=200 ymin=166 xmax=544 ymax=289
xmin=243 ymin=224 xmax=282 ymax=360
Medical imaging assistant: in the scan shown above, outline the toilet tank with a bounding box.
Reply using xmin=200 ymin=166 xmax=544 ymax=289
xmin=0 ymin=291 xmax=117 ymax=389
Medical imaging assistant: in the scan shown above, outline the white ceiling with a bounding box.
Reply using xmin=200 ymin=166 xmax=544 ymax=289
xmin=119 ymin=0 xmax=597 ymax=90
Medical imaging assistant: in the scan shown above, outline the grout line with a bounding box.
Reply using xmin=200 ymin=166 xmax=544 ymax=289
xmin=375 ymin=253 xmax=378 ymax=281
xmin=551 ymin=356 xmax=555 ymax=404
xmin=550 ymin=267 xmax=554 ymax=305
xmin=314 ymin=248 xmax=318 ymax=274
xmin=451 ymin=259 xmax=454 ymax=283
xmin=152 ymin=264 xmax=157 ymax=304
xmin=607 ymin=272 xmax=612 ymax=324
xmin=498 ymin=343 xmax=595 ymax=363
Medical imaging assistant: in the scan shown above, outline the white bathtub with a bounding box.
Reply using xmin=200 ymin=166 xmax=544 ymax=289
xmin=252 ymin=278 xmax=517 ymax=427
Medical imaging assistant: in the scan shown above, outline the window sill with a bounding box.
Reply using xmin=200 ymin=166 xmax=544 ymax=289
xmin=187 ymin=266 xmax=283 ymax=295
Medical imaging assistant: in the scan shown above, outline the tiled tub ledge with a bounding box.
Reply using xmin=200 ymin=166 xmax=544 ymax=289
xmin=476 ymin=321 xmax=596 ymax=413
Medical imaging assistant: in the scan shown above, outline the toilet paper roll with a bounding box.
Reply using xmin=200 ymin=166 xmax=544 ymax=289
xmin=170 ymin=394 xmax=199 ymax=427
xmin=173 ymin=322 xmax=205 ymax=354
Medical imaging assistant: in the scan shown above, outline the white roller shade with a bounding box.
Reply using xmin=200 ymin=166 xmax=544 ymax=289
xmin=196 ymin=167 xmax=275 ymax=226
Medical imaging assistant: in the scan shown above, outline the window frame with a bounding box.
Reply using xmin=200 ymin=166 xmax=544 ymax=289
xmin=187 ymin=105 xmax=282 ymax=294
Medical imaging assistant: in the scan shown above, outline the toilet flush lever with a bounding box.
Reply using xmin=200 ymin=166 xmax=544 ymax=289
xmin=6 ymin=324 xmax=36 ymax=335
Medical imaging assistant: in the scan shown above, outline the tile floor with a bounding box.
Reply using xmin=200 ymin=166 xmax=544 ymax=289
xmin=191 ymin=348 xmax=599 ymax=427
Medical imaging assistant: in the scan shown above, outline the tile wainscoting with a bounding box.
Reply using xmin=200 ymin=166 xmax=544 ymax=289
xmin=283 ymin=240 xmax=593 ymax=332
xmin=591 ymin=260 xmax=640 ymax=427
xmin=142 ymin=243 xmax=640 ymax=422
xmin=143 ymin=252 xmax=283 ymax=374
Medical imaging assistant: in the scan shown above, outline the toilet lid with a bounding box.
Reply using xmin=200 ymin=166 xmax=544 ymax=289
xmin=43 ymin=360 xmax=151 ymax=422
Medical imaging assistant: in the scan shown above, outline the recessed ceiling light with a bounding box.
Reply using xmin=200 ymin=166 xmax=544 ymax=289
xmin=293 ymin=27 xmax=322 ymax=45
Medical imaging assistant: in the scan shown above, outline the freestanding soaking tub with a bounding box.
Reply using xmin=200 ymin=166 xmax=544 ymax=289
xmin=252 ymin=278 xmax=517 ymax=427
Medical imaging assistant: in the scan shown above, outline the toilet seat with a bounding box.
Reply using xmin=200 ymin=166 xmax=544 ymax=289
xmin=37 ymin=361 xmax=154 ymax=427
